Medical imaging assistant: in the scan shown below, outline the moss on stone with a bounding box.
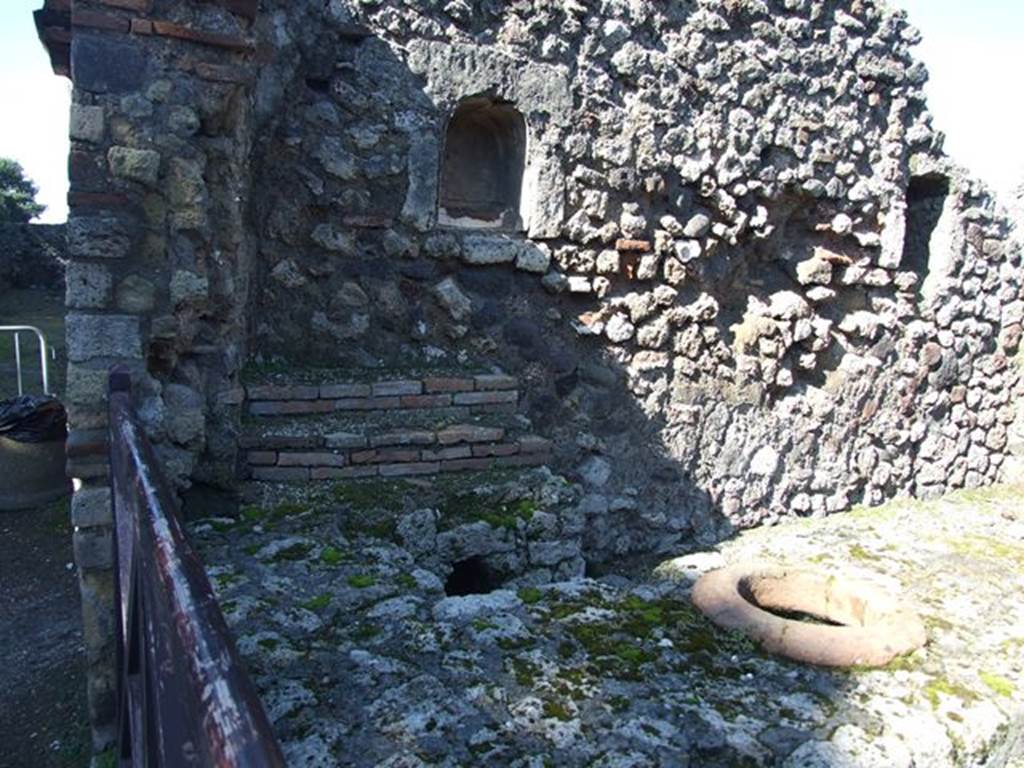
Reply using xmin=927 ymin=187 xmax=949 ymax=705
xmin=271 ymin=542 xmax=314 ymax=562
xmin=347 ymin=573 xmax=376 ymax=589
xmin=979 ymin=671 xmax=1015 ymax=698
xmin=320 ymin=546 xmax=349 ymax=566
xmin=542 ymin=699 xmax=574 ymax=721
xmin=518 ymin=587 xmax=544 ymax=604
xmin=438 ymin=491 xmax=539 ymax=531
xmin=396 ymin=572 xmax=417 ymax=589
xmin=333 ymin=479 xmax=411 ymax=513
xmin=510 ymin=657 xmax=540 ymax=687
xmin=848 ymin=543 xmax=880 ymax=562
xmin=949 ymin=535 xmax=1024 ymax=572
xmin=301 ymin=593 xmax=331 ymax=611
xmin=924 ymin=677 xmax=979 ymax=710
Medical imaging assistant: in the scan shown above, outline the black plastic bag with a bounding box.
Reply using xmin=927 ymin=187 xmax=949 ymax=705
xmin=0 ymin=395 xmax=68 ymax=443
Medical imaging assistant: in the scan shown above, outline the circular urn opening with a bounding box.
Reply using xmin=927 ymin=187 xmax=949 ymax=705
xmin=691 ymin=565 xmax=926 ymax=668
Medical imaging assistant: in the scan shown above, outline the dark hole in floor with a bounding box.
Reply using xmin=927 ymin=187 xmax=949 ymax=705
xmin=445 ymin=556 xmax=503 ymax=596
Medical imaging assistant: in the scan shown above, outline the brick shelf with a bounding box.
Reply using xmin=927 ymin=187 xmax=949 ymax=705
xmin=245 ymin=429 xmax=552 ymax=481
xmin=242 ymin=374 xmax=552 ymax=480
xmin=246 ymin=374 xmax=520 ymax=417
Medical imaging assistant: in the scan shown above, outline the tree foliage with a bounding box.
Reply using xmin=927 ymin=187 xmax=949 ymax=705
xmin=0 ymin=158 xmax=45 ymax=224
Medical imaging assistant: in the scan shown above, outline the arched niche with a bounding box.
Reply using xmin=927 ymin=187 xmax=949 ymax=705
xmin=439 ymin=96 xmax=527 ymax=230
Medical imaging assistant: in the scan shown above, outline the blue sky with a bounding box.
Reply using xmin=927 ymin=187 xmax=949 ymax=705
xmin=0 ymin=1 xmax=1021 ymax=223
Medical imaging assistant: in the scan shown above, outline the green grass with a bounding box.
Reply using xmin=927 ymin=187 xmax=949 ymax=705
xmin=0 ymin=287 xmax=66 ymax=399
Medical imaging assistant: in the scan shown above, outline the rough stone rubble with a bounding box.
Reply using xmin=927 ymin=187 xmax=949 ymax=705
xmin=192 ymin=481 xmax=1024 ymax=767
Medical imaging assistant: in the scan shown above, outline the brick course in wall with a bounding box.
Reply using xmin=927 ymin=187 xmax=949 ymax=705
xmin=242 ymin=374 xmax=552 ymax=480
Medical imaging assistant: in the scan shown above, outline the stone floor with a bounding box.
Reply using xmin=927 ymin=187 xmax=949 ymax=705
xmin=191 ymin=480 xmax=1024 ymax=768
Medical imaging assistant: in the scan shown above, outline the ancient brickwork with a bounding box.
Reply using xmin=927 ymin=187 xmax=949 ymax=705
xmin=38 ymin=0 xmax=1024 ymax=749
xmin=47 ymin=0 xmax=261 ymax=748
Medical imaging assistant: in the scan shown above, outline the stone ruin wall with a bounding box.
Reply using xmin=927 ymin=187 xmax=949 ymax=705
xmin=45 ymin=0 xmax=1024 ymax=748
xmin=247 ymin=0 xmax=1024 ymax=556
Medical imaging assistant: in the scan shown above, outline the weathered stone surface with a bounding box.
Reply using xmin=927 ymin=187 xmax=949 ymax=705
xmin=66 ymin=313 xmax=142 ymax=362
xmin=71 ymin=486 xmax=113 ymax=529
xmin=107 ymin=146 xmax=161 ymax=187
xmin=170 ymin=269 xmax=208 ymax=305
xmin=433 ymin=277 xmax=472 ymax=322
xmin=311 ymin=224 xmax=357 ymax=254
xmin=460 ymin=234 xmax=521 ymax=266
xmin=192 ymin=476 xmax=1024 ymax=768
xmin=115 ymin=275 xmax=156 ymax=312
xmin=66 ymin=262 xmax=112 ymax=309
xmin=70 ymin=104 xmax=105 ymax=143
xmin=68 ymin=217 xmax=129 ymax=260
xmin=71 ymin=34 xmax=147 ymax=94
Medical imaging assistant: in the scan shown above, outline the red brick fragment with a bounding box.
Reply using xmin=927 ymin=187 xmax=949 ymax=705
xmin=247 ymin=384 xmax=319 ymax=401
xmin=379 ymin=462 xmax=442 ymax=477
xmin=372 ymin=380 xmax=422 ymax=397
xmin=400 ymin=394 xmax=452 ymax=409
xmin=437 ymin=425 xmax=506 ymax=445
xmin=423 ymin=377 xmax=475 ymax=393
xmin=421 ymin=446 xmax=473 ymax=461
xmin=441 ymin=458 xmax=494 ymax=473
xmin=249 ymin=400 xmax=334 ymax=416
xmin=246 ymin=451 xmax=277 ymax=466
xmin=320 ymin=383 xmax=371 ymax=399
xmin=615 ymin=239 xmax=652 ymax=253
xmin=277 ymin=452 xmax=347 ymax=468
xmin=472 ymin=443 xmax=519 ymax=458
xmin=370 ymin=431 xmax=436 ymax=448
xmin=72 ymin=10 xmax=130 ymax=32
xmin=453 ymin=390 xmax=518 ymax=406
xmin=351 ymin=449 xmax=420 ymax=465
xmin=333 ymin=397 xmax=402 ymax=412
xmin=95 ymin=0 xmax=151 ymax=10
xmin=473 ymin=374 xmax=518 ymax=391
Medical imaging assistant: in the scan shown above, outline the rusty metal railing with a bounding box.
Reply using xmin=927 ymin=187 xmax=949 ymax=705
xmin=108 ymin=366 xmax=285 ymax=768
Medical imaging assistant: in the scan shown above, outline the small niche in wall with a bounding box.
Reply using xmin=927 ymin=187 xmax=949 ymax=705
xmin=902 ymin=173 xmax=953 ymax=306
xmin=439 ymin=96 xmax=527 ymax=231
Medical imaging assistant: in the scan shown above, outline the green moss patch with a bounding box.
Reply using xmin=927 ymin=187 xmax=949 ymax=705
xmin=301 ymin=593 xmax=332 ymax=612
xmin=924 ymin=677 xmax=979 ymax=710
xmin=347 ymin=573 xmax=377 ymax=589
xmin=979 ymin=671 xmax=1015 ymax=698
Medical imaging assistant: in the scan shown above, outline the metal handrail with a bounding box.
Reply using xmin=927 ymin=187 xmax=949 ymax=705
xmin=108 ymin=367 xmax=285 ymax=768
xmin=0 ymin=325 xmax=51 ymax=395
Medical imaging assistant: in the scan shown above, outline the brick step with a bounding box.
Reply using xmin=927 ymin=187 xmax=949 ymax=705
xmin=243 ymin=423 xmax=552 ymax=482
xmin=245 ymin=373 xmax=520 ymax=418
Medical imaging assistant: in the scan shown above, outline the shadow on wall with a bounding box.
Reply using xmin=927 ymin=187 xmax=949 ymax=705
xmin=239 ymin=20 xmax=820 ymax=561
xmin=237 ymin=6 xmax=1010 ymax=566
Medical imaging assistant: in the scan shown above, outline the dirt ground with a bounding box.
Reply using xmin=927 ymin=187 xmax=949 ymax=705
xmin=0 ymin=497 xmax=90 ymax=768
